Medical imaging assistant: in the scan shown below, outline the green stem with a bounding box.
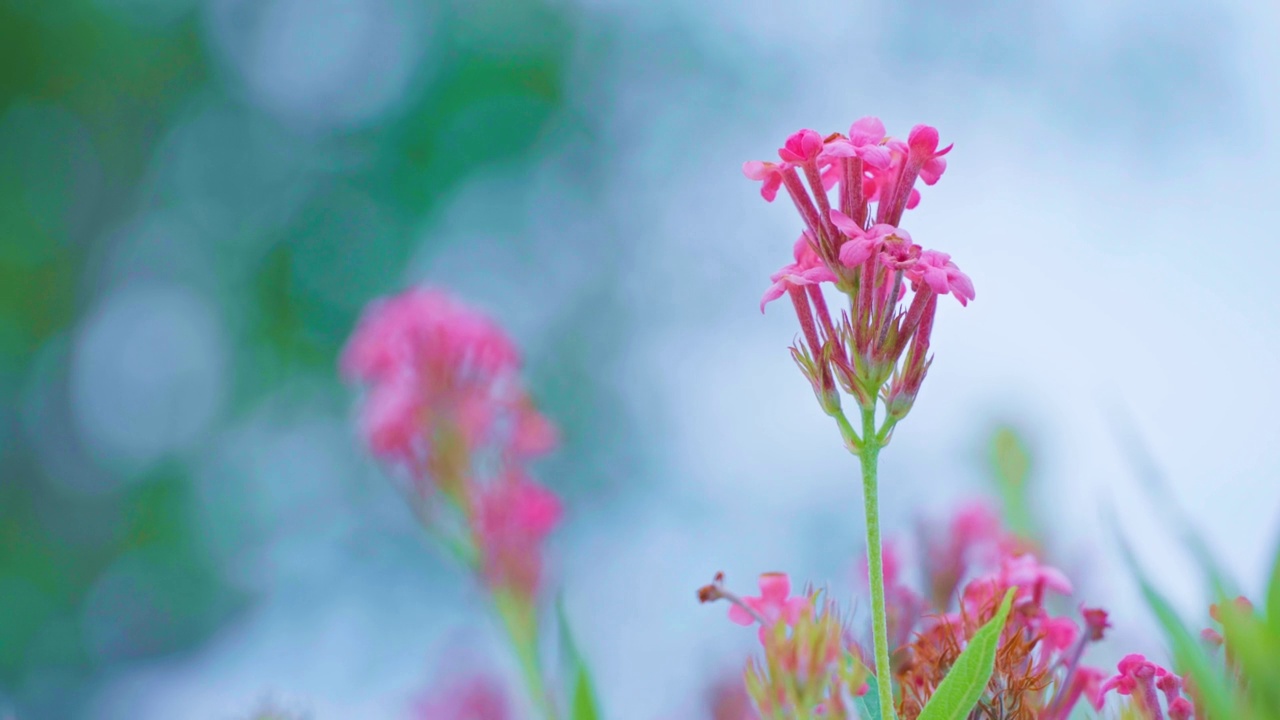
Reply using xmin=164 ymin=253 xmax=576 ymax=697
xmin=495 ymin=591 xmax=558 ymax=720
xmin=859 ymin=403 xmax=897 ymax=720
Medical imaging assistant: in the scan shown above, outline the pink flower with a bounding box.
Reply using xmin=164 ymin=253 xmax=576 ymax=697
xmin=905 ymin=250 xmax=975 ymax=306
xmin=360 ymin=373 xmax=423 ymax=460
xmin=728 ymin=573 xmax=809 ymax=637
xmin=1100 ymin=653 xmax=1179 ymax=718
xmin=474 ymin=473 xmax=563 ymax=597
xmin=1039 ymin=616 xmax=1079 ymax=653
xmin=906 ymin=124 xmax=952 ymax=186
xmin=829 ymin=209 xmax=902 ymax=268
xmin=341 ymin=287 xmax=519 ymax=383
xmin=952 ymin=502 xmax=1002 ymax=548
xmin=1082 ymin=607 xmax=1111 ymax=642
xmin=1168 ymin=698 xmax=1194 ymax=720
xmin=821 ymin=117 xmax=891 ymax=169
xmin=414 ymin=674 xmax=509 ymax=720
xmin=509 ymin=399 xmax=558 ymax=457
xmin=761 ymin=232 xmax=838 ymax=312
xmin=778 ymin=129 xmax=825 ymax=164
xmin=999 ymin=553 xmax=1073 ymax=600
xmin=1076 ymin=666 xmax=1108 ymax=711
xmin=743 ymin=160 xmax=789 ymax=202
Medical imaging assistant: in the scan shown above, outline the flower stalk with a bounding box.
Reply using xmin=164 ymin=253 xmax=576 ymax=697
xmin=857 ymin=403 xmax=897 ymax=720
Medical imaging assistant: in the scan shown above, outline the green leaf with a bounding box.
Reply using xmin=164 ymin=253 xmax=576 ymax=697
xmin=989 ymin=426 xmax=1035 ymax=540
xmin=1218 ymin=597 xmax=1280 ymax=712
xmin=854 ymin=663 xmax=882 ymax=720
xmin=916 ymin=587 xmax=1016 ymax=720
xmin=558 ymin=597 xmax=603 ymax=720
xmin=571 ymin=661 xmax=601 ymax=720
xmin=1267 ymin=538 xmax=1280 ymax=635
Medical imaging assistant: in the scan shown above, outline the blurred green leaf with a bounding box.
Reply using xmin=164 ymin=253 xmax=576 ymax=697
xmin=1267 ymin=538 xmax=1280 ymax=634
xmin=1219 ymin=598 xmax=1280 ymax=712
xmin=1112 ymin=512 xmax=1249 ymax=720
xmin=854 ymin=668 xmax=882 ymax=720
xmin=917 ymin=588 xmax=1015 ymax=720
xmin=988 ymin=426 xmax=1034 ymax=540
xmin=558 ymin=597 xmax=603 ymax=720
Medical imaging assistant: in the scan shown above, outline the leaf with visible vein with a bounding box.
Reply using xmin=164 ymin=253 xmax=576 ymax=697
xmin=916 ymin=587 xmax=1015 ymax=720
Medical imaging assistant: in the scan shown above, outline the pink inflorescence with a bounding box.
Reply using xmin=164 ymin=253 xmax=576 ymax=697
xmin=342 ymin=287 xmax=562 ymax=600
xmin=746 ymin=119 xmax=972 ymax=420
xmin=701 ymin=500 xmax=1200 ymax=720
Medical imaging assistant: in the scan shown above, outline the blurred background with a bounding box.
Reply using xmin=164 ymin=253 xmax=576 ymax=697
xmin=2 ymin=0 xmax=1279 ymax=717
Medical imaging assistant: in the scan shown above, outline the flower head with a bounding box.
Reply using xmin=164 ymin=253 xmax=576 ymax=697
xmin=344 ymin=286 xmax=564 ymax=605
xmin=747 ymin=119 xmax=973 ymax=429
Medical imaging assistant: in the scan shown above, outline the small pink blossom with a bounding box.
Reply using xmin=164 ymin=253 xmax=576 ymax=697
xmin=1168 ymin=698 xmax=1194 ymax=720
xmin=778 ymin=129 xmax=825 ymax=164
xmin=1076 ymin=666 xmax=1108 ymax=711
xmin=1100 ymin=653 xmax=1178 ymax=718
xmin=829 ymin=209 xmax=902 ymax=269
xmin=727 ymin=573 xmax=809 ymax=636
xmin=999 ymin=553 xmax=1073 ymax=600
xmin=360 ymin=373 xmax=423 ymax=461
xmin=761 ymin=233 xmax=838 ymax=312
xmin=821 ymin=117 xmax=891 ymax=169
xmin=906 ymin=124 xmax=952 ymax=186
xmin=1082 ymin=607 xmax=1111 ymax=642
xmin=743 ymin=160 xmax=788 ymax=202
xmin=474 ymin=474 xmax=563 ymax=597
xmin=1039 ymin=616 xmax=1079 ymax=653
xmin=906 ymin=250 xmax=975 ymax=306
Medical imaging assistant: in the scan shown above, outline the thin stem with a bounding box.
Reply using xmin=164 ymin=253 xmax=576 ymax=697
xmin=495 ymin=591 xmax=559 ymax=720
xmin=832 ymin=407 xmax=862 ymax=453
xmin=859 ymin=403 xmax=897 ymax=720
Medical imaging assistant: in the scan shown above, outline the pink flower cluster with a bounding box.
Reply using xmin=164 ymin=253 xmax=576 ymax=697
xmin=342 ymin=287 xmax=562 ymax=600
xmin=701 ymin=500 xmax=1200 ymax=719
xmin=700 ymin=573 xmax=868 ymax=718
xmin=747 ymin=120 xmax=972 ymax=420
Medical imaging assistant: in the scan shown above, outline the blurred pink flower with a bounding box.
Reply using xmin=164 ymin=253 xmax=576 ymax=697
xmin=1100 ymin=653 xmax=1181 ymax=719
xmin=475 ymin=473 xmax=563 ymax=598
xmin=342 ymin=287 xmax=519 ymax=384
xmin=342 ymin=287 xmax=529 ymax=466
xmin=728 ymin=573 xmax=809 ymax=639
xmin=1082 ymin=607 xmax=1112 ymax=642
xmin=1039 ymin=616 xmax=1079 ymax=653
xmin=1000 ymin=553 xmax=1074 ymax=600
xmin=413 ymin=674 xmax=509 ymax=720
